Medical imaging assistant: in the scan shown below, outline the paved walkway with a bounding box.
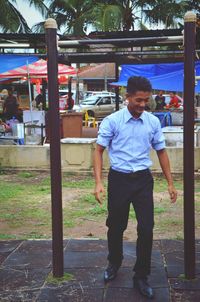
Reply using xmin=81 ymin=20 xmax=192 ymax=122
xmin=0 ymin=239 xmax=200 ymax=301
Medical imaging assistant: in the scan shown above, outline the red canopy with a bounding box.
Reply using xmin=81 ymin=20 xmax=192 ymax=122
xmin=0 ymin=59 xmax=76 ymax=79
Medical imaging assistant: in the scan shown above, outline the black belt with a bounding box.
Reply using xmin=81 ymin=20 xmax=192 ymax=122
xmin=110 ymin=168 xmax=150 ymax=178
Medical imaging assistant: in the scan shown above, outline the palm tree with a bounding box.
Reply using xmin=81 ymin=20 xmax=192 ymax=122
xmin=186 ymin=0 xmax=200 ymax=14
xmin=91 ymin=0 xmax=190 ymax=31
xmin=0 ymin=0 xmax=47 ymax=33
xmin=33 ymin=0 xmax=94 ymax=35
xmin=91 ymin=0 xmax=142 ymax=32
xmin=142 ymin=0 xmax=188 ymax=29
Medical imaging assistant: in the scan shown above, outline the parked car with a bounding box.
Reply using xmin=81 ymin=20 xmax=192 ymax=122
xmin=76 ymin=95 xmax=123 ymax=119
xmin=83 ymin=91 xmax=115 ymax=99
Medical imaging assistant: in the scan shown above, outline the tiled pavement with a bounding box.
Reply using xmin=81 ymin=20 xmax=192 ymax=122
xmin=0 ymin=239 xmax=200 ymax=301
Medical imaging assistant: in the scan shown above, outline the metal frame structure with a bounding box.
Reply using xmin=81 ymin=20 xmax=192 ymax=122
xmin=44 ymin=14 xmax=198 ymax=279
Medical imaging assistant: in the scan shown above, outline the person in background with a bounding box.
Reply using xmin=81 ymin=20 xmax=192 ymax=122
xmin=66 ymin=92 xmax=75 ymax=110
xmin=155 ymin=91 xmax=166 ymax=110
xmin=167 ymin=91 xmax=180 ymax=109
xmin=145 ymin=95 xmax=156 ymax=111
xmin=35 ymin=94 xmax=45 ymax=110
xmin=93 ymin=76 xmax=177 ymax=300
xmin=3 ymin=90 xmax=19 ymax=120
xmin=0 ymin=118 xmax=10 ymax=133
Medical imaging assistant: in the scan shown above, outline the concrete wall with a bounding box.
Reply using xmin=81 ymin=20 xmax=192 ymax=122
xmin=0 ymin=143 xmax=200 ymax=173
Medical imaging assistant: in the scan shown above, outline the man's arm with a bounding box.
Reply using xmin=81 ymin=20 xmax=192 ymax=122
xmin=93 ymin=144 xmax=106 ymax=205
xmin=156 ymin=148 xmax=177 ymax=203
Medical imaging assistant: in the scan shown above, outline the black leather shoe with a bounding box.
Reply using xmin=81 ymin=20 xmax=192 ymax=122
xmin=104 ymin=263 xmax=119 ymax=282
xmin=133 ymin=276 xmax=154 ymax=299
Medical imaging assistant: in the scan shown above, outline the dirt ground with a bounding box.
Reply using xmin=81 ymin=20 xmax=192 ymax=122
xmin=1 ymin=171 xmax=200 ymax=241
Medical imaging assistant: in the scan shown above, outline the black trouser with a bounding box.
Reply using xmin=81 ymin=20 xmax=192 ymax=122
xmin=106 ymin=168 xmax=154 ymax=277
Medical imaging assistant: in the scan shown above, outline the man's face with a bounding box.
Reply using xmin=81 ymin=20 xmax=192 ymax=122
xmin=127 ymin=91 xmax=151 ymax=117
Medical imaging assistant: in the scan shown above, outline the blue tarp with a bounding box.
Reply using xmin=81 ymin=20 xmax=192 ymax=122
xmin=0 ymin=55 xmax=39 ymax=74
xmin=111 ymin=62 xmax=200 ymax=92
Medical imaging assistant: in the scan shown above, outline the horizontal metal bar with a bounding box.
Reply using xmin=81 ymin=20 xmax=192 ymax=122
xmin=60 ymin=50 xmax=184 ymax=57
xmin=58 ymin=35 xmax=183 ymax=47
xmin=0 ymin=43 xmax=30 ymax=48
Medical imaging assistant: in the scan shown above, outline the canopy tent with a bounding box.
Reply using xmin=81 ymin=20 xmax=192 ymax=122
xmin=0 ymin=59 xmax=76 ymax=79
xmin=0 ymin=59 xmax=76 ymax=123
xmin=0 ymin=55 xmax=39 ymax=73
xmin=110 ymin=62 xmax=200 ymax=92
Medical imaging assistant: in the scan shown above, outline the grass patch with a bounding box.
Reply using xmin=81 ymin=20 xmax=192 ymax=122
xmin=63 ymin=219 xmax=75 ymax=227
xmin=0 ymin=172 xmax=198 ymax=240
xmin=0 ymin=234 xmax=17 ymax=240
xmin=154 ymin=178 xmax=183 ymax=191
xmin=17 ymin=171 xmax=35 ymax=178
xmin=63 ymin=178 xmax=95 ymax=189
xmin=40 ymin=177 xmax=51 ymax=186
xmin=129 ymin=207 xmax=136 ymax=219
xmin=159 ymin=218 xmax=183 ymax=230
xmin=46 ymin=272 xmax=76 ymax=284
xmin=154 ymin=206 xmax=166 ymax=214
xmin=0 ymin=183 xmax=24 ymax=200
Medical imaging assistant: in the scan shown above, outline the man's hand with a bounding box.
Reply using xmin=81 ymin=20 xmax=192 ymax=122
xmin=94 ymin=182 xmax=105 ymax=205
xmin=168 ymin=184 xmax=177 ymax=203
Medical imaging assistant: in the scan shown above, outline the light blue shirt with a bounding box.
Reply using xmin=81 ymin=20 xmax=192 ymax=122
xmin=97 ymin=107 xmax=165 ymax=173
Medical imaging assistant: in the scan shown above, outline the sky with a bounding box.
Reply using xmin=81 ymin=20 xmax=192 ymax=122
xmin=14 ymin=0 xmax=44 ymax=29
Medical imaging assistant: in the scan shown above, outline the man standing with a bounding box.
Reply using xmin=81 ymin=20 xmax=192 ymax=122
xmin=93 ymin=76 xmax=177 ymax=299
xmin=155 ymin=90 xmax=166 ymax=110
xmin=3 ymin=90 xmax=19 ymax=120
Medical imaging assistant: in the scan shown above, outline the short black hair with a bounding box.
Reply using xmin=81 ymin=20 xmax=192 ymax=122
xmin=126 ymin=76 xmax=152 ymax=95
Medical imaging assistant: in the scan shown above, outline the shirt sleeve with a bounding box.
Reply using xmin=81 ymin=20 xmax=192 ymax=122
xmin=96 ymin=116 xmax=115 ymax=148
xmin=151 ymin=118 xmax=166 ymax=150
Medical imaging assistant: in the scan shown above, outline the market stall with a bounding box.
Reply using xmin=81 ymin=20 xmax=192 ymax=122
xmin=0 ymin=59 xmax=76 ymax=144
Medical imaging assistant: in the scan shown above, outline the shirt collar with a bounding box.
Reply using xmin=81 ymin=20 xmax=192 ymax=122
xmin=124 ymin=107 xmax=145 ymax=123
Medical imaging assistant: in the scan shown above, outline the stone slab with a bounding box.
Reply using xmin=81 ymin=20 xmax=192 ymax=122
xmin=106 ymin=267 xmax=168 ymax=289
xmin=170 ymin=276 xmax=200 ymax=290
xmin=0 ymin=267 xmax=50 ymax=291
xmin=171 ymin=289 xmax=200 ymax=302
xmin=2 ymin=240 xmax=52 ymax=268
xmin=0 ymin=289 xmax=40 ymax=302
xmin=164 ymin=251 xmax=200 ymax=278
xmin=46 ymin=268 xmax=105 ymax=289
xmin=104 ymin=287 xmax=170 ymax=302
xmin=161 ymin=239 xmax=200 ymax=253
xmin=66 ymin=239 xmax=107 ymax=252
xmin=0 ymin=240 xmax=22 ymax=253
xmin=0 ymin=253 xmax=10 ymax=265
xmin=64 ymin=251 xmax=107 ymax=269
xmin=38 ymin=287 xmax=103 ymax=302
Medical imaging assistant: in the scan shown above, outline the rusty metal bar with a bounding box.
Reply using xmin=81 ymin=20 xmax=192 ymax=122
xmin=183 ymin=11 xmax=196 ymax=279
xmin=45 ymin=18 xmax=64 ymax=278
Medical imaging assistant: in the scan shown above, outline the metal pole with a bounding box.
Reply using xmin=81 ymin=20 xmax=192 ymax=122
xmin=26 ymin=61 xmax=33 ymax=124
xmin=115 ymin=63 xmax=119 ymax=111
xmin=183 ymin=11 xmax=196 ymax=279
xmin=44 ymin=18 xmax=64 ymax=278
xmin=104 ymin=64 xmax=107 ymax=91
